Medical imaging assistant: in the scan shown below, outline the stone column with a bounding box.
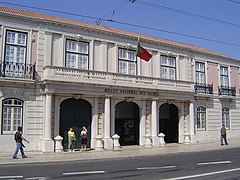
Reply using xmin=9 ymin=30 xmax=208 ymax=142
xmin=103 ymin=96 xmax=113 ymax=150
xmin=42 ymin=92 xmax=54 ymax=152
xmin=151 ymin=98 xmax=160 ymax=147
xmin=189 ymin=101 xmax=194 ymax=143
xmin=184 ymin=102 xmax=191 ymax=144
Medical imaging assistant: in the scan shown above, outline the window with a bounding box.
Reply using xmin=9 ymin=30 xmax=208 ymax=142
xmin=220 ymin=66 xmax=229 ymax=87
xmin=2 ymin=98 xmax=23 ymax=134
xmin=196 ymin=106 xmax=206 ymax=130
xmin=222 ymin=107 xmax=230 ymax=129
xmin=195 ymin=62 xmax=205 ymax=84
xmin=118 ymin=48 xmax=136 ymax=75
xmin=66 ymin=39 xmax=89 ymax=69
xmin=4 ymin=30 xmax=27 ymax=77
xmin=160 ymin=55 xmax=176 ymax=80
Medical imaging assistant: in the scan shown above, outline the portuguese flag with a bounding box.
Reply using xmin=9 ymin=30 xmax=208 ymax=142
xmin=136 ymin=43 xmax=152 ymax=62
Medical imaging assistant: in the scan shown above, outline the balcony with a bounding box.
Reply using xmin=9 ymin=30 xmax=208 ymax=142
xmin=0 ymin=61 xmax=35 ymax=80
xmin=218 ymin=86 xmax=236 ymax=96
xmin=42 ymin=66 xmax=194 ymax=93
xmin=194 ymin=83 xmax=213 ymax=94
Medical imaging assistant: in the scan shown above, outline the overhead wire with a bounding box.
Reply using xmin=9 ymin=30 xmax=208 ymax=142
xmin=122 ymin=0 xmax=240 ymax=29
xmin=228 ymin=0 xmax=240 ymax=5
xmin=0 ymin=1 xmax=240 ymax=47
xmin=95 ymin=1 xmax=129 ymax=25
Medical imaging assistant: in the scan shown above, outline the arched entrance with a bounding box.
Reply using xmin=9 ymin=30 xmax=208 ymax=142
xmin=60 ymin=98 xmax=91 ymax=150
xmin=159 ymin=103 xmax=179 ymax=143
xmin=115 ymin=101 xmax=139 ymax=146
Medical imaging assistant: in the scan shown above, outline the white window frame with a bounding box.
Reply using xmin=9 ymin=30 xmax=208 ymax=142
xmin=220 ymin=66 xmax=229 ymax=87
xmin=4 ymin=30 xmax=28 ymax=77
xmin=65 ymin=39 xmax=89 ymax=69
xmin=222 ymin=107 xmax=230 ymax=129
xmin=118 ymin=48 xmax=136 ymax=75
xmin=196 ymin=106 xmax=206 ymax=131
xmin=2 ymin=98 xmax=23 ymax=135
xmin=195 ymin=61 xmax=205 ymax=84
xmin=160 ymin=55 xmax=176 ymax=80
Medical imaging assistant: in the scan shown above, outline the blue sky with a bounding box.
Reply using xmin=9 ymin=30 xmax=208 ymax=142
xmin=1 ymin=0 xmax=239 ymax=59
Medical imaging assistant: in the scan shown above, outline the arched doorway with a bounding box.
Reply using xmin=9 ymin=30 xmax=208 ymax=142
xmin=60 ymin=98 xmax=91 ymax=150
xmin=115 ymin=101 xmax=139 ymax=146
xmin=159 ymin=103 xmax=179 ymax=143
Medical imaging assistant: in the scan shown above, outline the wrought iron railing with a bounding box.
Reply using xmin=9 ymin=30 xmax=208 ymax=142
xmin=0 ymin=61 xmax=35 ymax=80
xmin=218 ymin=86 xmax=236 ymax=96
xmin=194 ymin=83 xmax=213 ymax=94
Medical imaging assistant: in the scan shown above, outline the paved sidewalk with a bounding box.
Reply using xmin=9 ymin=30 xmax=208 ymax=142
xmin=0 ymin=137 xmax=239 ymax=165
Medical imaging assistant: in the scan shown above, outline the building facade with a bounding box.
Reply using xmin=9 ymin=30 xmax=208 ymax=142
xmin=0 ymin=6 xmax=239 ymax=152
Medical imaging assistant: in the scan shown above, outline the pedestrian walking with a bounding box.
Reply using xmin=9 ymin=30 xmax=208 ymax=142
xmin=220 ymin=125 xmax=228 ymax=145
xmin=80 ymin=126 xmax=88 ymax=152
xmin=68 ymin=128 xmax=76 ymax=152
xmin=13 ymin=126 xmax=29 ymax=159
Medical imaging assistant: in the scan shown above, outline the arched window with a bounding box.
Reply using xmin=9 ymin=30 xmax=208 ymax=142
xmin=2 ymin=98 xmax=23 ymax=134
xmin=197 ymin=106 xmax=206 ymax=130
xmin=222 ymin=107 xmax=230 ymax=129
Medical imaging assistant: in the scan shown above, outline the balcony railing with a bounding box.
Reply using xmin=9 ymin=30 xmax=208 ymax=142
xmin=43 ymin=66 xmax=194 ymax=92
xmin=218 ymin=86 xmax=236 ymax=96
xmin=0 ymin=61 xmax=35 ymax=80
xmin=194 ymin=83 xmax=213 ymax=94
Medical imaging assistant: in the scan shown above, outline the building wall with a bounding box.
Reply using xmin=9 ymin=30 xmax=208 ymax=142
xmin=0 ymin=8 xmax=240 ymax=152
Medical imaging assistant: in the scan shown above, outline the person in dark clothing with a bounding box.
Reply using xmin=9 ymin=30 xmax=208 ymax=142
xmin=13 ymin=126 xmax=29 ymax=159
xmin=220 ymin=125 xmax=228 ymax=145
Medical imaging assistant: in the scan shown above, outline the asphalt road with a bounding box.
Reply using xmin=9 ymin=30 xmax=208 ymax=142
xmin=1 ymin=147 xmax=240 ymax=180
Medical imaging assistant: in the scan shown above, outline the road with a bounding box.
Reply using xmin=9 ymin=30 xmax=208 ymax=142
xmin=1 ymin=147 xmax=240 ymax=179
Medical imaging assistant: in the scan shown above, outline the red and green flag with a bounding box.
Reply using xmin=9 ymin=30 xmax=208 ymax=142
xmin=136 ymin=43 xmax=152 ymax=62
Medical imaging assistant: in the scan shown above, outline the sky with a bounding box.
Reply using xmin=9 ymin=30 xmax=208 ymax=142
xmin=0 ymin=0 xmax=239 ymax=59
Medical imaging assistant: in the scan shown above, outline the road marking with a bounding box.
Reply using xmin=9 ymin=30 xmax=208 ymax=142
xmin=63 ymin=170 xmax=105 ymax=176
xmin=163 ymin=167 xmax=240 ymax=180
xmin=0 ymin=176 xmax=23 ymax=179
xmin=25 ymin=177 xmax=48 ymax=180
xmin=137 ymin=166 xmax=176 ymax=170
xmin=197 ymin=161 xmax=231 ymax=165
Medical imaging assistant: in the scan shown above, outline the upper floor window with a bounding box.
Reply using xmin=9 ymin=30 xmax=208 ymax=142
xmin=196 ymin=106 xmax=206 ymax=130
xmin=195 ymin=62 xmax=205 ymax=84
xmin=2 ymin=98 xmax=23 ymax=134
xmin=220 ymin=66 xmax=229 ymax=87
xmin=5 ymin=30 xmax=27 ymax=64
xmin=66 ymin=39 xmax=89 ymax=69
xmin=160 ymin=55 xmax=176 ymax=80
xmin=222 ymin=107 xmax=230 ymax=129
xmin=118 ymin=48 xmax=136 ymax=75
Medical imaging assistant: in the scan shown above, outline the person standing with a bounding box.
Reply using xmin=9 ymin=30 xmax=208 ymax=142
xmin=68 ymin=128 xmax=75 ymax=152
xmin=13 ymin=126 xmax=29 ymax=159
xmin=220 ymin=125 xmax=228 ymax=145
xmin=80 ymin=126 xmax=88 ymax=152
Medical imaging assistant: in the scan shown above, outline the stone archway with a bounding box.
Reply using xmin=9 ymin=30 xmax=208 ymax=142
xmin=159 ymin=103 xmax=179 ymax=143
xmin=60 ymin=98 xmax=91 ymax=150
xmin=115 ymin=101 xmax=139 ymax=146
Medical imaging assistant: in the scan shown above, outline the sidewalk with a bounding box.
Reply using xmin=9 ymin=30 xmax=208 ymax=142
xmin=0 ymin=137 xmax=239 ymax=165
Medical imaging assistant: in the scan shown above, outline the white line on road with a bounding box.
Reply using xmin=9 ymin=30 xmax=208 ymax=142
xmin=25 ymin=177 xmax=48 ymax=180
xmin=197 ymin=161 xmax=231 ymax=165
xmin=137 ymin=166 xmax=176 ymax=170
xmin=0 ymin=176 xmax=23 ymax=179
xmin=62 ymin=170 xmax=105 ymax=176
xmin=163 ymin=167 xmax=240 ymax=180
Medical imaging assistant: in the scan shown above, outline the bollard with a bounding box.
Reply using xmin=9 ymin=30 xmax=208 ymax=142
xmin=54 ymin=135 xmax=63 ymax=152
xmin=112 ymin=134 xmax=121 ymax=150
xmin=158 ymin=133 xmax=166 ymax=146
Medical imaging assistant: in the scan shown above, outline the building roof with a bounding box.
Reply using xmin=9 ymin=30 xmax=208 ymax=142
xmin=0 ymin=6 xmax=235 ymax=60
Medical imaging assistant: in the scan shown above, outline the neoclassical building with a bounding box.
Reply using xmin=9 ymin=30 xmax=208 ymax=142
xmin=0 ymin=6 xmax=239 ymax=152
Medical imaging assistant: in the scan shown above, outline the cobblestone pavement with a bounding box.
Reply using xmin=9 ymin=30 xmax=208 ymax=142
xmin=0 ymin=137 xmax=239 ymax=165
